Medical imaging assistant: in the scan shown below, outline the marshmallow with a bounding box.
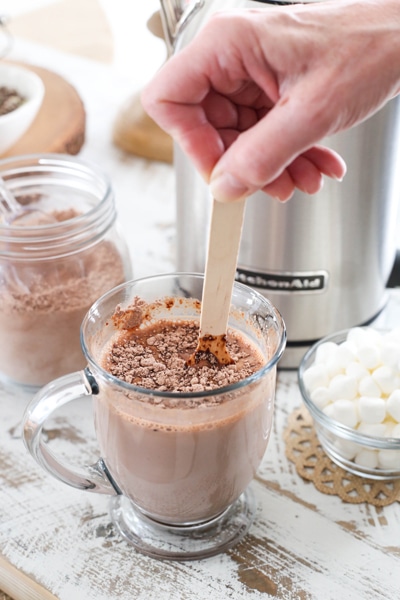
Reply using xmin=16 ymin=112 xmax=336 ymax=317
xmin=314 ymin=341 xmax=338 ymax=365
xmin=323 ymin=404 xmax=336 ymax=419
xmin=302 ymin=364 xmax=330 ymax=393
xmin=387 ymin=390 xmax=400 ymax=422
xmin=333 ymin=342 xmax=356 ymax=369
xmin=372 ymin=366 xmax=400 ymax=395
xmin=356 ymin=344 xmax=381 ymax=370
xmin=329 ymin=374 xmax=358 ymax=401
xmin=378 ymin=450 xmax=400 ymax=470
xmin=310 ymin=387 xmax=331 ymax=410
xmin=383 ymin=421 xmax=397 ymax=437
xmin=380 ymin=339 xmax=400 ymax=369
xmin=392 ymin=423 xmax=400 ymax=438
xmin=345 ymin=361 xmax=370 ymax=382
xmin=358 ymin=375 xmax=382 ymax=398
xmin=334 ymin=439 xmax=358 ymax=460
xmin=347 ymin=327 xmax=382 ymax=349
xmin=321 ymin=342 xmax=356 ymax=378
xmin=326 ymin=357 xmax=346 ymax=379
xmin=331 ymin=399 xmax=359 ymax=428
xmin=357 ymin=422 xmax=387 ymax=437
xmin=354 ymin=449 xmax=379 ymax=469
xmin=346 ymin=327 xmax=371 ymax=348
xmin=358 ymin=396 xmax=386 ymax=424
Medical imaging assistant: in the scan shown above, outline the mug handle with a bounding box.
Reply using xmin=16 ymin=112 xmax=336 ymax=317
xmin=22 ymin=367 xmax=120 ymax=496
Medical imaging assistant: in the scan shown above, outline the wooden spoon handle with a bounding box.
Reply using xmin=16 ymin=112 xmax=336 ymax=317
xmin=200 ymin=198 xmax=246 ymax=337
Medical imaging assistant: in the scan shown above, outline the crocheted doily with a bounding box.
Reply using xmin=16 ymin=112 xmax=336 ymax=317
xmin=284 ymin=406 xmax=400 ymax=506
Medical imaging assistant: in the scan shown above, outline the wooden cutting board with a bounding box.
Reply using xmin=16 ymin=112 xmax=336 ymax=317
xmin=112 ymin=91 xmax=173 ymax=164
xmin=1 ymin=62 xmax=85 ymax=157
xmin=112 ymin=10 xmax=173 ymax=164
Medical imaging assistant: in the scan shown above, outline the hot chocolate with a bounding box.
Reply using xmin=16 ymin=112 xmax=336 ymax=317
xmin=94 ymin=302 xmax=274 ymax=524
xmin=22 ymin=274 xmax=285 ymax=559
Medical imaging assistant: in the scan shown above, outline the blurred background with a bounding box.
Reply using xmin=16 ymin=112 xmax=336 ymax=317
xmin=1 ymin=1 xmax=166 ymax=77
xmin=0 ymin=0 xmax=177 ymax=279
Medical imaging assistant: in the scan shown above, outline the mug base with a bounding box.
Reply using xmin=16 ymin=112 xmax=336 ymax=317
xmin=109 ymin=487 xmax=256 ymax=561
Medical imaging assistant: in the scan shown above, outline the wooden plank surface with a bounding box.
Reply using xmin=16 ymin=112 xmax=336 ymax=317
xmin=0 ymin=558 xmax=57 ymax=600
xmin=1 ymin=363 xmax=400 ymax=600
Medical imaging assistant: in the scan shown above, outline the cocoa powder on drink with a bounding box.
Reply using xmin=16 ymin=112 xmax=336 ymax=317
xmin=102 ymin=299 xmax=266 ymax=396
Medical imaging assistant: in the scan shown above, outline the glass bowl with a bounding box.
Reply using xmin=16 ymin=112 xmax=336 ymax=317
xmin=298 ymin=327 xmax=400 ymax=480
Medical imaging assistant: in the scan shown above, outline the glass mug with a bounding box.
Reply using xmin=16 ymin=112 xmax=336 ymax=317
xmin=22 ymin=273 xmax=286 ymax=560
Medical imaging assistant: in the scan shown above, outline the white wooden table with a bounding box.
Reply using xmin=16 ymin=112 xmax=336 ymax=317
xmin=1 ymin=362 xmax=400 ymax=600
xmin=1 ymin=4 xmax=400 ymax=599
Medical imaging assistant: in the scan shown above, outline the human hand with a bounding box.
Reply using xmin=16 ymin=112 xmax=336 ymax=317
xmin=142 ymin=0 xmax=400 ymax=202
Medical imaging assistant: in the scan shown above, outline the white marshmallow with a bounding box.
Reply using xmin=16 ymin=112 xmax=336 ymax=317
xmin=346 ymin=327 xmax=371 ymax=348
xmin=329 ymin=374 xmax=358 ymax=401
xmin=321 ymin=340 xmax=356 ymax=378
xmin=386 ymin=390 xmax=400 ymax=422
xmin=380 ymin=340 xmax=400 ymax=369
xmin=302 ymin=364 xmax=330 ymax=393
xmin=358 ymin=375 xmax=382 ymax=398
xmin=372 ymin=366 xmax=400 ymax=395
xmin=326 ymin=357 xmax=346 ymax=378
xmin=378 ymin=449 xmax=400 ymax=470
xmin=314 ymin=341 xmax=338 ymax=365
xmin=347 ymin=327 xmax=382 ymax=348
xmin=382 ymin=421 xmax=397 ymax=437
xmin=357 ymin=422 xmax=387 ymax=437
xmin=334 ymin=438 xmax=358 ymax=460
xmin=331 ymin=399 xmax=359 ymax=428
xmin=354 ymin=448 xmax=379 ymax=469
xmin=323 ymin=404 xmax=336 ymax=419
xmin=345 ymin=361 xmax=370 ymax=382
xmin=310 ymin=387 xmax=331 ymax=410
xmin=334 ymin=342 xmax=356 ymax=368
xmin=358 ymin=396 xmax=386 ymax=424
xmin=392 ymin=423 xmax=400 ymax=438
xmin=356 ymin=344 xmax=381 ymax=370
xmin=365 ymin=328 xmax=384 ymax=345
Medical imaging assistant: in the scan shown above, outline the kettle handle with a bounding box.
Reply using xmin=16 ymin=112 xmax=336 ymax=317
xmin=159 ymin=0 xmax=205 ymax=55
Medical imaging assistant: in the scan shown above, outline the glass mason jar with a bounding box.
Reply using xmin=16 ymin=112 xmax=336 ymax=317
xmin=0 ymin=153 xmax=132 ymax=392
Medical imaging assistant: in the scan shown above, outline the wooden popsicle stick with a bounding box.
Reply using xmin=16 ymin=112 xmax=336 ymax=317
xmin=200 ymin=197 xmax=246 ymax=335
xmin=187 ymin=198 xmax=246 ymax=366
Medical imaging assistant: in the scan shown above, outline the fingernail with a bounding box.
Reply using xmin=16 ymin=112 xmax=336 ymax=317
xmin=210 ymin=172 xmax=249 ymax=203
xmin=334 ymin=173 xmax=345 ymax=182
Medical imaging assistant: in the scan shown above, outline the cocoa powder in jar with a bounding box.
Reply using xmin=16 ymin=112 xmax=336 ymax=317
xmin=0 ymin=213 xmax=126 ymax=388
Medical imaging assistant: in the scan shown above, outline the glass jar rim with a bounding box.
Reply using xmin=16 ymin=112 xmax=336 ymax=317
xmin=0 ymin=153 xmax=116 ymax=259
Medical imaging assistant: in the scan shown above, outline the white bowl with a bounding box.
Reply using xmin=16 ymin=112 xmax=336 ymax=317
xmin=0 ymin=64 xmax=45 ymax=154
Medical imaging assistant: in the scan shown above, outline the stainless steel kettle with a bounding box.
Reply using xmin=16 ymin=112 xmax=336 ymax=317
xmin=159 ymin=0 xmax=400 ymax=367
